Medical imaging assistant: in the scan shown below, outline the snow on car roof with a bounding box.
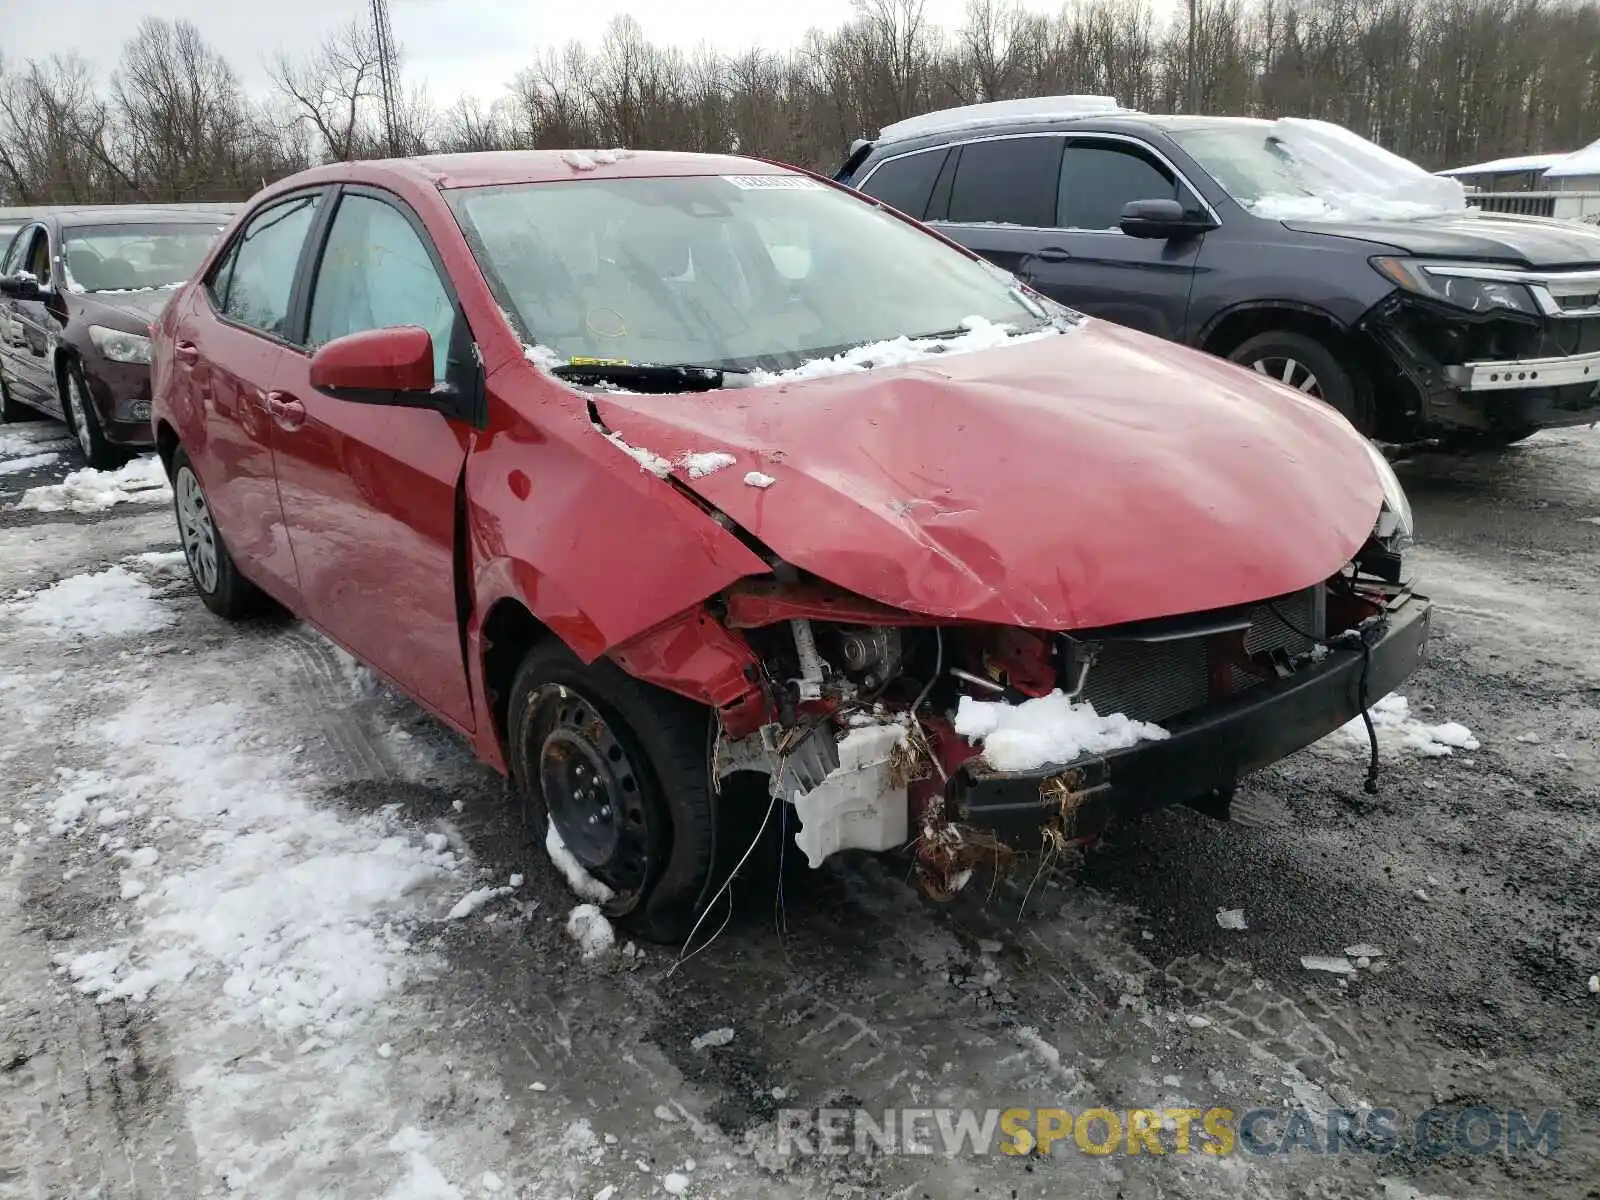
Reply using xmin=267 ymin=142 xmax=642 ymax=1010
xmin=875 ymin=96 xmax=1131 ymax=145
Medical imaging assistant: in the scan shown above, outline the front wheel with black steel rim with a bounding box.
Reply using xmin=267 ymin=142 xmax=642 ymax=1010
xmin=62 ymin=361 xmax=129 ymax=470
xmin=507 ymin=641 xmax=717 ymax=945
xmin=1226 ymin=330 xmax=1371 ymax=434
xmin=171 ymin=446 xmax=257 ymax=618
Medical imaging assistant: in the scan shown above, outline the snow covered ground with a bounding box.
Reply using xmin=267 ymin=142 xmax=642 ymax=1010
xmin=1 ymin=421 xmax=1596 ymax=1198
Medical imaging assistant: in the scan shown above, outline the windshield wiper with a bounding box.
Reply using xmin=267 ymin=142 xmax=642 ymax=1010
xmin=550 ymin=361 xmax=746 ymax=393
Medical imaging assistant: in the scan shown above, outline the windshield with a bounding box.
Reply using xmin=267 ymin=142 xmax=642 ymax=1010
xmin=1170 ymin=119 xmax=1468 ymax=222
xmin=447 ymin=174 xmax=1048 ymax=372
xmin=63 ymin=223 xmax=224 ymax=293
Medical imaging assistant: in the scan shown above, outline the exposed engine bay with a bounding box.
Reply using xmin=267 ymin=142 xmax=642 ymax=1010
xmin=674 ymin=548 xmax=1410 ymax=900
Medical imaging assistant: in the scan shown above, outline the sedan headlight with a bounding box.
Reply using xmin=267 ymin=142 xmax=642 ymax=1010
xmin=89 ymin=325 xmax=152 ymax=365
xmin=1371 ymin=257 xmax=1538 ymax=316
xmin=1363 ymin=439 xmax=1413 ymax=545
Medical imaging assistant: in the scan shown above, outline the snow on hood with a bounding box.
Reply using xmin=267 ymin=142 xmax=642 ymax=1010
xmin=593 ymin=322 xmax=1386 ymax=630
xmin=1246 ymin=118 xmax=1471 ymax=223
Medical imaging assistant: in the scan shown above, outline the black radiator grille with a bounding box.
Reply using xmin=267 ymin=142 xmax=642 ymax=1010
xmin=1077 ymin=587 xmax=1322 ymax=725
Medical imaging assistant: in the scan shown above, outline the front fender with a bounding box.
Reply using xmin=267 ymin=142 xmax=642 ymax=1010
xmin=465 ymin=373 xmax=769 ymax=663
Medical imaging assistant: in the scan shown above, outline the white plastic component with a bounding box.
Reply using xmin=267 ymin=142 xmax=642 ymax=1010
xmin=791 ymin=724 xmax=909 ymax=868
xmin=876 ymin=96 xmax=1124 ymax=145
xmin=790 ymin=618 xmax=824 ymax=701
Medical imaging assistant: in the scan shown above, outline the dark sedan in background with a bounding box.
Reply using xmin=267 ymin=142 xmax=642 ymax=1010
xmin=1 ymin=208 xmax=230 ymax=467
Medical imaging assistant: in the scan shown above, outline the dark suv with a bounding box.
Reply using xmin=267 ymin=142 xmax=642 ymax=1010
xmin=837 ymin=102 xmax=1600 ymax=446
xmin=1 ymin=208 xmax=229 ymax=467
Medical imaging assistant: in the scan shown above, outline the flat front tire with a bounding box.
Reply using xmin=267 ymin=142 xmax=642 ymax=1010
xmin=171 ymin=447 xmax=257 ymax=619
xmin=507 ymin=641 xmax=717 ymax=945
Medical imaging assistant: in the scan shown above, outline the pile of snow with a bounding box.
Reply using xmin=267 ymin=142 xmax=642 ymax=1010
xmin=565 ymin=903 xmax=616 ymax=960
xmin=546 ymin=824 xmax=615 ymax=902
xmin=691 ymin=1026 xmax=735 ymax=1050
xmin=678 ymin=451 xmax=737 ymax=478
xmin=17 ymin=455 xmax=170 ymax=514
xmin=1244 ymin=118 xmax=1469 ymax=223
xmin=953 ymin=689 xmax=1169 ymax=773
xmin=1215 ymin=908 xmax=1248 ymax=931
xmin=0 ymin=425 xmax=71 ymax=460
xmin=9 ymin=564 xmax=175 ymax=639
xmin=743 ymin=471 xmax=777 ymax=489
xmin=0 ymin=450 xmax=60 ymax=476
xmin=52 ymin=692 xmax=461 ymax=1034
xmin=878 ymin=96 xmax=1123 ymax=145
xmin=749 ymin=316 xmax=1061 ymax=386
xmin=445 ymin=885 xmax=513 ymax=920
xmin=1320 ymin=693 xmax=1479 ymax=758
xmin=595 ymin=423 xmax=672 ymax=478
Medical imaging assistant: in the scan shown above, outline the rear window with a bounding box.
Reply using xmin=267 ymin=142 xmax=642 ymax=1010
xmin=857 ymin=150 xmax=947 ymax=219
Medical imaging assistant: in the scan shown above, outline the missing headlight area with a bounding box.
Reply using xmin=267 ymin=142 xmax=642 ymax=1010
xmin=694 ymin=566 xmax=1411 ymax=901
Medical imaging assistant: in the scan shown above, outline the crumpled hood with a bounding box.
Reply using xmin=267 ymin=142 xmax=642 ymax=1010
xmin=594 ymin=324 xmax=1385 ymax=630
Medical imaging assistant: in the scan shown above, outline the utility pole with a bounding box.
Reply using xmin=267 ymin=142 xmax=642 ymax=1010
xmin=369 ymin=0 xmax=402 ymax=155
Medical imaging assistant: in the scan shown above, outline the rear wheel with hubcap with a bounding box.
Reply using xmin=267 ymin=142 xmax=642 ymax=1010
xmin=62 ymin=361 xmax=129 ymax=470
xmin=508 ymin=641 xmax=717 ymax=945
xmin=172 ymin=446 xmax=258 ymax=618
xmin=1226 ymin=330 xmax=1371 ymax=434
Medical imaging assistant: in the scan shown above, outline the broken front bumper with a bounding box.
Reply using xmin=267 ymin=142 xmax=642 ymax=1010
xmin=949 ymin=593 xmax=1432 ymax=846
xmin=1443 ymin=347 xmax=1600 ymax=392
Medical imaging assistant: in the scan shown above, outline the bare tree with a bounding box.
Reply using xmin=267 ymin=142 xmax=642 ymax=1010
xmin=268 ymin=18 xmax=384 ymax=162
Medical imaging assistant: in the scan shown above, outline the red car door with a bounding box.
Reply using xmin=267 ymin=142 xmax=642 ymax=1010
xmin=267 ymin=188 xmax=475 ymax=730
xmin=176 ymin=192 xmax=328 ymax=603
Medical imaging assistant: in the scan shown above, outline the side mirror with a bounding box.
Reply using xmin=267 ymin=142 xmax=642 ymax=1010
xmin=1119 ymin=198 xmax=1215 ymax=240
xmin=310 ymin=326 xmax=437 ymax=404
xmin=0 ymin=273 xmax=42 ymax=300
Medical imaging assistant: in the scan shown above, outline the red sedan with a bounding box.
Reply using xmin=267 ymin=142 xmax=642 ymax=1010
xmin=150 ymin=150 xmax=1428 ymax=942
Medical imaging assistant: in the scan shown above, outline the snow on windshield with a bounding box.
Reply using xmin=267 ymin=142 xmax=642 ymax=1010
xmin=1177 ymin=118 xmax=1470 ymax=223
xmin=747 ymin=315 xmax=1064 ymax=386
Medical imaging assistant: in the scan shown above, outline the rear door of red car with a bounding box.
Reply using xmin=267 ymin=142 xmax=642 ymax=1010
xmin=175 ymin=190 xmax=329 ymax=603
xmin=265 ymin=185 xmax=475 ymax=730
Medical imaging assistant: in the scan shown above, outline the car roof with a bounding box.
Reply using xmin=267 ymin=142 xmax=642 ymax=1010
xmin=279 ymin=150 xmax=798 ymax=193
xmin=55 ymin=208 xmax=234 ymax=229
xmin=858 ymin=111 xmax=1269 ymax=161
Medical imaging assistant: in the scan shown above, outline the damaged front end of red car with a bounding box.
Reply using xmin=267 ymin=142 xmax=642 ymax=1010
xmin=580 ymin=328 xmax=1428 ymax=899
xmin=606 ymin=552 xmax=1428 ymax=901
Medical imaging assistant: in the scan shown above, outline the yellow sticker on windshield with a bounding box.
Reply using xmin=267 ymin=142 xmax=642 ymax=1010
xmin=567 ymin=356 xmax=631 ymax=366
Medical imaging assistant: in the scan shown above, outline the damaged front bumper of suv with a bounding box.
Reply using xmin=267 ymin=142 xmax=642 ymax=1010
xmin=1363 ymin=261 xmax=1600 ymax=437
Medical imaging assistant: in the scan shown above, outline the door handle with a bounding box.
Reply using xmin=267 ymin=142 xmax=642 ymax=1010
xmin=1032 ymin=246 xmax=1073 ymax=263
xmin=174 ymin=340 xmax=199 ymax=363
xmin=265 ymin=391 xmax=306 ymax=431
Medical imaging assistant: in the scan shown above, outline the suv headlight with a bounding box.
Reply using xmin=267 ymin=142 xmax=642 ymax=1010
xmin=89 ymin=325 xmax=152 ymax=364
xmin=1363 ymin=439 xmax=1412 ymax=545
xmin=1371 ymin=257 xmax=1538 ymax=316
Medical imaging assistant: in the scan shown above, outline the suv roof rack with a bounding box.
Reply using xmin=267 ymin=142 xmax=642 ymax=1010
xmin=875 ymin=96 xmax=1132 ymax=146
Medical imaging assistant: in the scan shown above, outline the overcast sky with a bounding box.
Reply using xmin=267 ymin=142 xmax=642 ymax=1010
xmin=4 ymin=0 xmax=1059 ymax=107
